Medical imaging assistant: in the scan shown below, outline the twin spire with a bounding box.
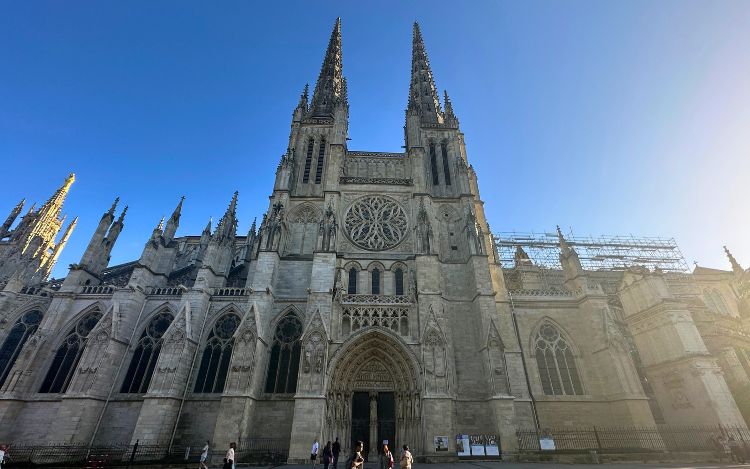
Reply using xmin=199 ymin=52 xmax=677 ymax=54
xmin=301 ymin=19 xmax=456 ymax=125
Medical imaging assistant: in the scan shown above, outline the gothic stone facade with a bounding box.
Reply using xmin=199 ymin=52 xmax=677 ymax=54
xmin=0 ymin=19 xmax=749 ymax=462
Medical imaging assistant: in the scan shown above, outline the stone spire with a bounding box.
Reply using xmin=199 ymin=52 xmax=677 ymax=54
xmin=724 ymin=246 xmax=744 ymax=276
xmin=443 ymin=90 xmax=459 ymax=127
xmin=310 ymin=18 xmax=345 ymax=117
xmin=407 ymin=22 xmax=443 ymax=124
xmin=163 ymin=196 xmax=185 ymax=242
xmin=40 ymin=216 xmax=77 ymax=280
xmin=298 ymin=84 xmax=309 ymax=111
xmin=37 ymin=173 xmax=75 ymax=221
xmin=0 ymin=198 xmax=25 ymax=238
xmin=79 ymin=197 xmax=119 ymax=269
xmin=213 ymin=192 xmax=238 ymax=244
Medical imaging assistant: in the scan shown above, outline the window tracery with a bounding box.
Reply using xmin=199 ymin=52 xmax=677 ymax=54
xmin=0 ymin=310 xmax=43 ymax=387
xmin=121 ymin=311 xmax=174 ymax=393
xmin=194 ymin=313 xmax=241 ymax=393
xmin=344 ymin=196 xmax=408 ymax=251
xmin=39 ymin=309 xmax=103 ymax=393
xmin=534 ymin=322 xmax=583 ymax=395
xmin=264 ymin=313 xmax=303 ymax=393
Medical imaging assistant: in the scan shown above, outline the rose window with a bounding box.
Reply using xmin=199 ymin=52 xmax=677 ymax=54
xmin=344 ymin=196 xmax=408 ymax=251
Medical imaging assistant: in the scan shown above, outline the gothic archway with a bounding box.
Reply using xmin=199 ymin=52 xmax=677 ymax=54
xmin=325 ymin=330 xmax=421 ymax=458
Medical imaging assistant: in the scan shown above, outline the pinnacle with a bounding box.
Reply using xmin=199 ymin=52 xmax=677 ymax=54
xmin=117 ymin=206 xmax=128 ymax=224
xmin=408 ymin=21 xmax=442 ymax=124
xmin=310 ymin=18 xmax=345 ymax=117
xmin=107 ymin=197 xmax=120 ymax=216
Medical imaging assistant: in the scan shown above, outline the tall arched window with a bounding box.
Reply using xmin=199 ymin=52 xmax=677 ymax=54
xmin=121 ymin=311 xmax=174 ymax=393
xmin=394 ymin=268 xmax=404 ymax=296
xmin=194 ymin=313 xmax=241 ymax=393
xmin=348 ymin=268 xmax=358 ymax=294
xmin=441 ymin=142 xmax=451 ymax=186
xmin=315 ymin=137 xmax=326 ymax=184
xmin=429 ymin=143 xmax=439 ymax=185
xmin=39 ymin=310 xmax=103 ymax=393
xmin=265 ymin=314 xmax=303 ymax=393
xmin=534 ymin=322 xmax=583 ymax=396
xmin=0 ymin=310 xmax=43 ymax=387
xmin=371 ymin=268 xmax=381 ymax=295
xmin=302 ymin=137 xmax=315 ymax=183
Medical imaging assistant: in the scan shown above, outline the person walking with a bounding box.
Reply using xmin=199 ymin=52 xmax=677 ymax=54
xmin=349 ymin=441 xmax=364 ymax=469
xmin=322 ymin=441 xmax=333 ymax=469
xmin=379 ymin=445 xmax=393 ymax=469
xmin=399 ymin=445 xmax=412 ymax=469
xmin=332 ymin=437 xmax=341 ymax=469
xmin=0 ymin=444 xmax=7 ymax=469
xmin=199 ymin=440 xmax=210 ymax=469
xmin=311 ymin=438 xmax=320 ymax=469
xmin=225 ymin=442 xmax=236 ymax=469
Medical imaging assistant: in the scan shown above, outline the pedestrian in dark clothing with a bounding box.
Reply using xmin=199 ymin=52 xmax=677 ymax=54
xmin=322 ymin=442 xmax=333 ymax=469
xmin=332 ymin=438 xmax=341 ymax=469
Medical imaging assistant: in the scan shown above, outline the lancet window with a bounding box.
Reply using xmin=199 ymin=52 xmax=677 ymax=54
xmin=703 ymin=288 xmax=730 ymax=315
xmin=394 ymin=268 xmax=404 ymax=296
xmin=441 ymin=142 xmax=451 ymax=186
xmin=120 ymin=311 xmax=174 ymax=393
xmin=315 ymin=137 xmax=326 ymax=184
xmin=534 ymin=322 xmax=583 ymax=396
xmin=0 ymin=310 xmax=43 ymax=387
xmin=303 ymin=137 xmax=315 ymax=183
xmin=348 ymin=268 xmax=358 ymax=294
xmin=194 ymin=313 xmax=241 ymax=393
xmin=429 ymin=143 xmax=439 ymax=185
xmin=264 ymin=313 xmax=303 ymax=394
xmin=39 ymin=309 xmax=103 ymax=393
xmin=371 ymin=268 xmax=381 ymax=295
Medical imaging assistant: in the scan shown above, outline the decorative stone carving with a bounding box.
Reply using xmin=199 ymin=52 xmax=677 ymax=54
xmin=415 ymin=198 xmax=433 ymax=255
xmin=344 ymin=196 xmax=408 ymax=251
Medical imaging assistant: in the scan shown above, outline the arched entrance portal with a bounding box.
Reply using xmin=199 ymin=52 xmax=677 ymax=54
xmin=326 ymin=330 xmax=421 ymax=459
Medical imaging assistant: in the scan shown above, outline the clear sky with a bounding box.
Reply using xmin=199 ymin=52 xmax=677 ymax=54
xmin=1 ymin=0 xmax=749 ymax=278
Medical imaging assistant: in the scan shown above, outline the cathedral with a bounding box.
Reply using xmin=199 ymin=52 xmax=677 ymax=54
xmin=1 ymin=19 xmax=750 ymax=462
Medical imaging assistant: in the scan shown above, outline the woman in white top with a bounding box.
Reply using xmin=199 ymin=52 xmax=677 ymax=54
xmin=199 ymin=440 xmax=210 ymax=469
xmin=226 ymin=442 xmax=236 ymax=469
xmin=311 ymin=439 xmax=320 ymax=469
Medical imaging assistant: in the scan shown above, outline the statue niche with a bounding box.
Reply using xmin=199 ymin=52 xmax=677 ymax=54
xmin=285 ymin=204 xmax=319 ymax=256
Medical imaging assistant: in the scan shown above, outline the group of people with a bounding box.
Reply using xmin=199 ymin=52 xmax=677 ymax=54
xmin=311 ymin=438 xmax=413 ymax=469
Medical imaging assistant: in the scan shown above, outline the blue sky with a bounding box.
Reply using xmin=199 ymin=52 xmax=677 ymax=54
xmin=1 ymin=0 xmax=749 ymax=278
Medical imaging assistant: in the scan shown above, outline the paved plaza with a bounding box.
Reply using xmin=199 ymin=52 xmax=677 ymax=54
xmin=274 ymin=463 xmax=748 ymax=469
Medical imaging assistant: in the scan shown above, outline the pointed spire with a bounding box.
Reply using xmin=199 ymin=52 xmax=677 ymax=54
xmin=0 ymin=198 xmax=25 ymax=237
xmin=164 ymin=196 xmax=185 ymax=241
xmin=107 ymin=197 xmax=120 ymax=216
xmin=117 ymin=205 xmax=128 ymax=224
xmin=214 ymin=191 xmax=238 ymax=242
xmin=156 ymin=216 xmax=165 ymax=231
xmin=298 ymin=84 xmax=309 ymax=110
xmin=557 ymin=225 xmax=573 ymax=256
xmin=203 ymin=217 xmax=213 ymax=236
xmin=38 ymin=173 xmax=75 ymax=219
xmin=310 ymin=18 xmax=345 ymax=117
xmin=250 ymin=217 xmax=257 ymax=236
xmin=443 ymin=90 xmax=459 ymax=126
xmin=42 ymin=216 xmax=78 ymax=280
xmin=408 ymin=22 xmax=442 ymax=124
xmin=724 ymin=246 xmax=744 ymax=275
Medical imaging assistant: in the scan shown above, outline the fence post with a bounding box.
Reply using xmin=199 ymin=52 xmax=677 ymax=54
xmin=593 ymin=426 xmax=602 ymax=450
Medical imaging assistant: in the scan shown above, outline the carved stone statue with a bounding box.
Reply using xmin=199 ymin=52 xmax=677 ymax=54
xmin=415 ymin=198 xmax=432 ymax=254
xmin=320 ymin=203 xmax=337 ymax=252
xmin=264 ymin=202 xmax=285 ymax=251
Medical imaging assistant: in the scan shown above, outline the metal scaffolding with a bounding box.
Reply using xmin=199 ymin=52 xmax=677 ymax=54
xmin=494 ymin=229 xmax=689 ymax=273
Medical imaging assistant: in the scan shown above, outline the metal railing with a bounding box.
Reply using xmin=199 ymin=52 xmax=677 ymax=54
xmin=516 ymin=425 xmax=750 ymax=453
xmin=2 ymin=439 xmax=287 ymax=467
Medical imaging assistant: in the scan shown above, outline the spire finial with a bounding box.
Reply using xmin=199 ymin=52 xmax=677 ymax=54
xmin=214 ymin=192 xmax=239 ymax=241
xmin=117 ymin=206 xmax=128 ymax=224
xmin=310 ymin=18 xmax=345 ymax=117
xmin=408 ymin=22 xmax=442 ymax=124
xmin=156 ymin=216 xmax=165 ymax=231
xmin=107 ymin=197 xmax=120 ymax=216
xmin=724 ymin=245 xmax=744 ymax=275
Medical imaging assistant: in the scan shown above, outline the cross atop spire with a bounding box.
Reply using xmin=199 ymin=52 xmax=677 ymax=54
xmin=408 ymin=22 xmax=442 ymax=124
xmin=310 ymin=18 xmax=345 ymax=117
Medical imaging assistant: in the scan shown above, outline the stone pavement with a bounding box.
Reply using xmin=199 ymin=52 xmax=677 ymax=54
xmin=270 ymin=463 xmax=749 ymax=469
